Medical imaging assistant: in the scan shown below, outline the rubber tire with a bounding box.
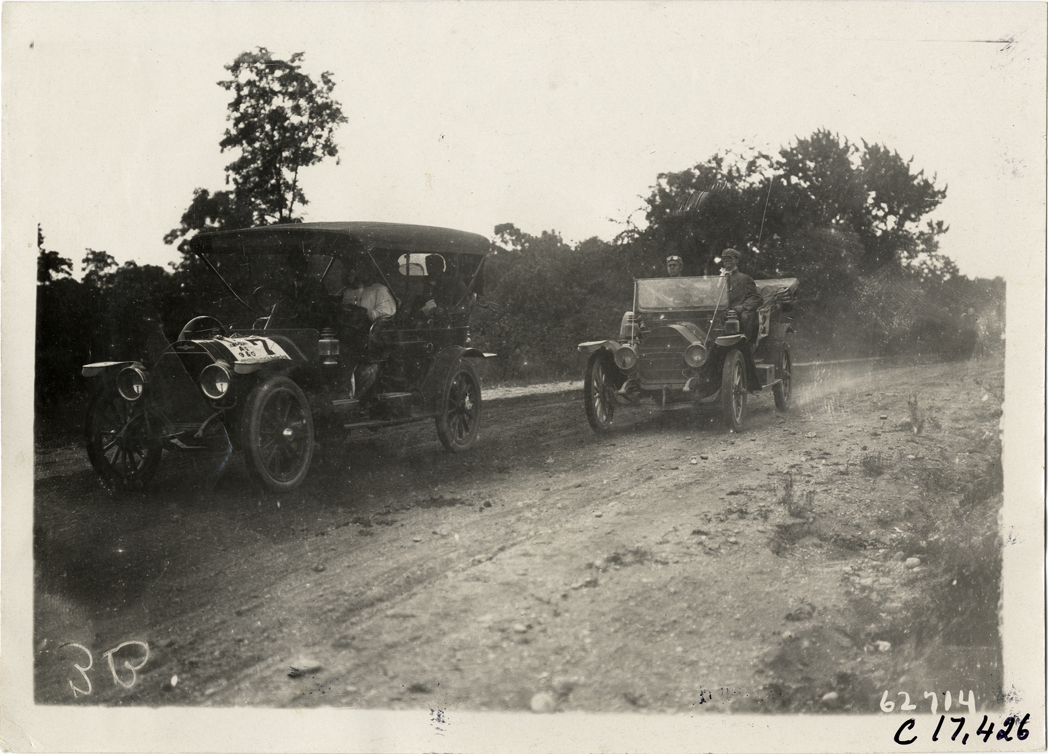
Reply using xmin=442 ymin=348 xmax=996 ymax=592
xmin=720 ymin=349 xmax=746 ymax=433
xmin=85 ymin=390 xmax=162 ymax=491
xmin=436 ymin=358 xmax=482 ymax=452
xmin=241 ymin=376 xmax=314 ymax=492
xmin=773 ymin=346 xmax=792 ymax=411
xmin=584 ymin=352 xmax=616 ymax=433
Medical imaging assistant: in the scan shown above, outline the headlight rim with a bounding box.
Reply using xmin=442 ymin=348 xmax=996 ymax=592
xmin=116 ymin=366 xmax=148 ymax=402
xmin=683 ymin=343 xmax=708 ymax=368
xmin=614 ymin=345 xmax=639 ymax=371
xmin=200 ymin=362 xmax=234 ymax=400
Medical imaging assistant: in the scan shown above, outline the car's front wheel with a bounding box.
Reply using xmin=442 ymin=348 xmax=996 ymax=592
xmin=85 ymin=390 xmax=162 ymax=491
xmin=584 ymin=352 xmax=616 ymax=432
xmin=720 ymin=349 xmax=746 ymax=432
xmin=241 ymin=376 xmax=314 ymax=492
xmin=436 ymin=358 xmax=482 ymax=452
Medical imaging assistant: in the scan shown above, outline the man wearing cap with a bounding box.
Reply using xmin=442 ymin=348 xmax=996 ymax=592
xmin=721 ymin=248 xmax=764 ymax=389
xmin=666 ymin=255 xmax=684 ymax=277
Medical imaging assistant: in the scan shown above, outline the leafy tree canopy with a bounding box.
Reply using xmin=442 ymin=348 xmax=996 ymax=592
xmin=37 ymin=225 xmax=72 ymax=285
xmin=81 ymin=248 xmax=118 ymax=289
xmin=474 ymin=225 xmax=633 ymax=378
xmin=165 ymin=48 xmax=348 ymax=248
xmin=635 ymin=129 xmax=950 ymax=296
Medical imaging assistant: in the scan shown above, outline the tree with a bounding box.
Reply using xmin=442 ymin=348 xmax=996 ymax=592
xmin=635 ymin=130 xmax=950 ymax=289
xmin=164 ymin=188 xmax=255 ymax=247
xmin=102 ymin=261 xmax=179 ymax=361
xmin=165 ymin=47 xmax=348 ymax=247
xmin=856 ymin=140 xmax=948 ymax=271
xmin=36 ymin=226 xmax=88 ymax=416
xmin=81 ymin=248 xmax=118 ymax=289
xmin=635 ymin=152 xmax=779 ymax=278
xmin=626 ymin=130 xmax=954 ymax=357
xmin=37 ymin=225 xmax=72 ymax=284
xmin=473 ymin=225 xmax=633 ymax=379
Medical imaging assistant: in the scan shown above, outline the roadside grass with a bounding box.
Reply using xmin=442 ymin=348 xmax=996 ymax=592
xmin=751 ymin=362 xmax=1004 ymax=710
xmin=860 ymin=452 xmax=889 ymax=477
xmin=775 ymin=474 xmax=814 ymax=519
xmin=775 ymin=473 xmax=794 ymax=508
xmin=913 ymin=464 xmax=955 ymax=494
xmin=889 ymin=426 xmax=1004 ymax=698
xmin=905 ymin=393 xmax=925 ymax=435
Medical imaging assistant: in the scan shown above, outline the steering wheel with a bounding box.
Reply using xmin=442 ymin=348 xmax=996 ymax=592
xmin=252 ymin=284 xmax=293 ymax=312
xmin=178 ymin=316 xmax=227 ymax=341
xmin=255 ymin=284 xmax=309 ymax=331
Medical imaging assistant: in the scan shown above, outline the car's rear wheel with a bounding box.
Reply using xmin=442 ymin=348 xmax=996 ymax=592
xmin=773 ymin=346 xmax=792 ymax=411
xmin=85 ymin=390 xmax=162 ymax=491
xmin=720 ymin=349 xmax=746 ymax=432
xmin=241 ymin=376 xmax=314 ymax=492
xmin=436 ymin=358 xmax=482 ymax=452
xmin=584 ymin=352 xmax=616 ymax=432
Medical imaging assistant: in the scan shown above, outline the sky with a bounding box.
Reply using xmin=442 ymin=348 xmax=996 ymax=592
xmin=3 ymin=2 xmax=1046 ymax=282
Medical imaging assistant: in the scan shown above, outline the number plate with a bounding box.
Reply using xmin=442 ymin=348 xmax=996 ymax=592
xmin=220 ymin=337 xmax=289 ymax=364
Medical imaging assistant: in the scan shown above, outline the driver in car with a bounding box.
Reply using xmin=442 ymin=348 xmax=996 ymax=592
xmin=337 ymin=261 xmax=397 ymax=397
xmin=720 ymin=247 xmax=764 ymax=391
xmin=719 ymin=248 xmax=762 ymax=340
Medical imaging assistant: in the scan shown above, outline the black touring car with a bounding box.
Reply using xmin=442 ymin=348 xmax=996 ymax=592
xmin=82 ymin=222 xmax=493 ymax=492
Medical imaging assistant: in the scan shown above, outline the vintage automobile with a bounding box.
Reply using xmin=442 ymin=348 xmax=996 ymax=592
xmin=577 ymin=274 xmax=798 ymax=432
xmin=82 ymin=222 xmax=494 ymax=492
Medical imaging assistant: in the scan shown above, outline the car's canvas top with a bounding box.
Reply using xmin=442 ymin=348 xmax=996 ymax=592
xmin=190 ymin=222 xmax=491 ymax=257
xmin=755 ymin=278 xmax=800 ymax=302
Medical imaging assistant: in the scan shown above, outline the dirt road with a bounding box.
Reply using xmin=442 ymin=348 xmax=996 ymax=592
xmin=33 ymin=357 xmax=1005 ymax=713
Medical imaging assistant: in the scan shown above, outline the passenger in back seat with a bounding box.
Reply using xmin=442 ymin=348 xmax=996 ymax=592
xmin=337 ymin=261 xmax=397 ymax=397
xmin=417 ymin=254 xmax=468 ymax=321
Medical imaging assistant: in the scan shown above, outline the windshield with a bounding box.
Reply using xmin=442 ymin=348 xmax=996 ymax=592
xmin=201 ymin=246 xmax=343 ymax=300
xmin=635 ymin=276 xmax=727 ymax=312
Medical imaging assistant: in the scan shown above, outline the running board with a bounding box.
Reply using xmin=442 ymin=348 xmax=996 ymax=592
xmin=332 ymin=392 xmax=419 ymax=414
xmin=343 ymin=415 xmax=434 ymax=430
xmin=377 ymin=391 xmax=416 ymax=402
xmin=332 ymin=398 xmax=361 ymax=413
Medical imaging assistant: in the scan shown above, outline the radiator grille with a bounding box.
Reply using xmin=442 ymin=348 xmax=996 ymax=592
xmin=638 ymin=327 xmax=689 ymax=386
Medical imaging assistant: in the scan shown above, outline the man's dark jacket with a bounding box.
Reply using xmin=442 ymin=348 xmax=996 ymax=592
xmin=725 ymin=270 xmax=763 ymax=312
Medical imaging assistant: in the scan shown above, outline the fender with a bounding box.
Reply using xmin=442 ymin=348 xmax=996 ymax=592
xmin=420 ymin=345 xmax=471 ymax=412
xmin=577 ymin=339 xmax=626 ymax=357
xmin=714 ymin=334 xmax=747 ymax=348
xmin=762 ymin=323 xmax=794 ymax=365
xmin=461 ymin=347 xmax=497 ymax=359
xmin=713 ymin=337 xmax=760 ymax=384
xmin=713 ymin=340 xmax=761 ymax=390
xmin=769 ymin=322 xmax=795 ymax=341
xmin=82 ymin=361 xmax=143 ymax=379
